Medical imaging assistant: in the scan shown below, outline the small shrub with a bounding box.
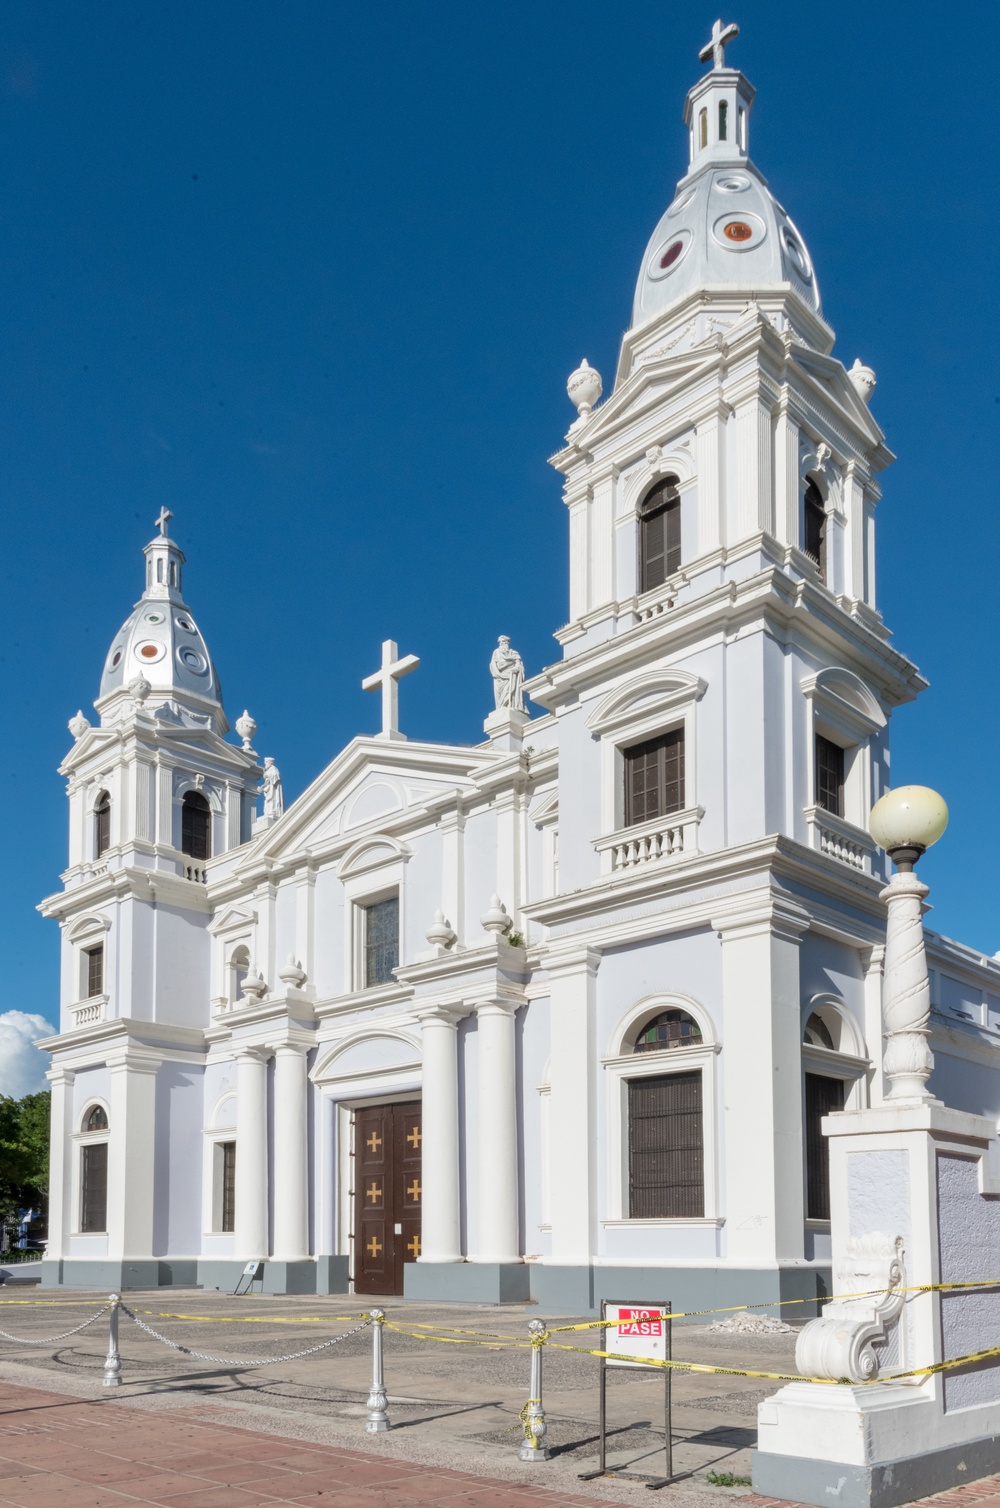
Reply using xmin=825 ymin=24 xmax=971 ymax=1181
xmin=707 ymin=1470 xmax=752 ymax=1487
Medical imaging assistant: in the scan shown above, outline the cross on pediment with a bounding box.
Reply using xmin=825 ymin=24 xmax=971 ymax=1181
xmin=699 ymin=18 xmax=739 ymax=70
xmin=155 ymin=506 xmax=173 ymax=537
xmin=362 ymin=639 xmax=420 ymax=741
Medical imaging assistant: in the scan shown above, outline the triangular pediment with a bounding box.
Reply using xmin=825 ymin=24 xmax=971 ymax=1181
xmin=235 ymin=736 xmax=489 ymax=871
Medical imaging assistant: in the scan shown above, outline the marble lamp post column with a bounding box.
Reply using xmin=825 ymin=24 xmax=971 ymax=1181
xmin=416 ymin=1006 xmax=464 ymax=1264
xmin=235 ymin=1047 xmax=270 ymax=1261
xmin=475 ymin=998 xmax=519 ymax=1264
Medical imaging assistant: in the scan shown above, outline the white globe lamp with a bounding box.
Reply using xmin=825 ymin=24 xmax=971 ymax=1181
xmin=869 ymin=785 xmax=948 ymax=871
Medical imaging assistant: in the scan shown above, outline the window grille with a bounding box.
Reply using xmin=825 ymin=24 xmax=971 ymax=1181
xmin=85 ymin=944 xmax=104 ymax=999
xmin=85 ymin=1105 xmax=108 ymax=1132
xmin=804 ymin=1073 xmax=844 ymax=1219
xmin=181 ymin=791 xmax=211 ymax=860
xmin=363 ymin=896 xmax=399 ymax=988
xmin=633 ymin=1008 xmax=702 ymax=1053
xmin=94 ymin=792 xmax=111 ymax=858
xmin=221 ymin=1141 xmax=236 ymax=1233
xmin=815 ymin=735 xmax=845 ymax=817
xmin=624 ymin=729 xmax=685 ymax=827
xmin=639 ymin=477 xmax=681 ymax=592
xmin=803 ymin=479 xmax=826 ymax=574
xmin=628 ymin=1071 xmax=704 ymax=1218
xmin=80 ymin=1143 xmax=108 ymax=1233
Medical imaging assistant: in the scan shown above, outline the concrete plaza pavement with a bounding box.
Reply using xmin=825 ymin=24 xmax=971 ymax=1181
xmin=0 ymin=1288 xmax=993 ymax=1507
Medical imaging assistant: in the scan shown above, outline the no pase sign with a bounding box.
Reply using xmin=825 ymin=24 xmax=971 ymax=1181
xmin=604 ymin=1303 xmax=668 ymax=1367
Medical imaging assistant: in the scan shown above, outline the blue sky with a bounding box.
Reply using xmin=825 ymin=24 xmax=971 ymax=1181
xmin=1 ymin=0 xmax=998 ymax=1055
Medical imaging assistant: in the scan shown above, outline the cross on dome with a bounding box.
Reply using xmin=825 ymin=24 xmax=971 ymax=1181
xmin=155 ymin=506 xmax=173 ymax=537
xmin=362 ymin=639 xmax=420 ymax=741
xmin=699 ymin=18 xmax=739 ymax=70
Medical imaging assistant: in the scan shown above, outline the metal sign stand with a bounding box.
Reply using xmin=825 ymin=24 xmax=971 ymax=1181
xmin=233 ymin=1260 xmax=264 ymax=1296
xmin=579 ymin=1299 xmax=673 ymax=1491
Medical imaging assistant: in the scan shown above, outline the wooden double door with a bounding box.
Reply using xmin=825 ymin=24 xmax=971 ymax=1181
xmin=354 ymin=1101 xmax=422 ymax=1295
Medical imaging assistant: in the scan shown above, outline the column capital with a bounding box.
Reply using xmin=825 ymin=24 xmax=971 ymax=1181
xmin=234 ymin=1044 xmax=272 ymax=1066
xmin=414 ymin=1003 xmax=469 ymax=1028
xmin=474 ymin=996 xmax=520 ymax=1020
xmin=712 ymin=894 xmax=811 ymax=944
xmin=46 ymin=1066 xmax=76 ymax=1087
xmin=541 ymin=943 xmax=601 ymax=981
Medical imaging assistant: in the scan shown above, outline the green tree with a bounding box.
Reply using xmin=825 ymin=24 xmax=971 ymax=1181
xmin=0 ymin=1092 xmax=50 ymax=1228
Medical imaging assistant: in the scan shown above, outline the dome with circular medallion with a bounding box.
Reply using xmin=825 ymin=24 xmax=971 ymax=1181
xmin=632 ymin=21 xmax=821 ymax=329
xmin=98 ymin=508 xmax=225 ymax=724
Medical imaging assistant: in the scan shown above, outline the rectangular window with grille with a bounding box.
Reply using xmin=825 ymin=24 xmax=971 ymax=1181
xmin=363 ymin=896 xmax=399 ymax=988
xmin=628 ymin=1070 xmax=704 ymax=1218
xmin=80 ymin=1142 xmax=108 ymax=1233
xmin=624 ymin=729 xmax=685 ymax=827
xmin=221 ymin=1141 xmax=236 ymax=1233
xmin=815 ymin=735 xmax=845 ymax=817
xmin=85 ymin=944 xmax=104 ymax=999
xmin=804 ymin=1073 xmax=845 ymax=1219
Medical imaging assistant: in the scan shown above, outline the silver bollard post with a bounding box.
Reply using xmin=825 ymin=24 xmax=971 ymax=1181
xmin=103 ymin=1294 xmax=122 ymax=1388
xmin=365 ymin=1309 xmax=390 ymax=1432
xmin=519 ymin=1318 xmax=551 ymax=1462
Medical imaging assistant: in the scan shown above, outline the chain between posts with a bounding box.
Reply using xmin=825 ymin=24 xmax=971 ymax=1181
xmin=119 ymin=1304 xmax=370 ymax=1368
xmin=0 ymin=1304 xmax=109 ymax=1346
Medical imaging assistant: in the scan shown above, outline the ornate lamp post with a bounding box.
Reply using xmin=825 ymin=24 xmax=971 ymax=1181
xmin=869 ymin=785 xmax=949 ymax=1102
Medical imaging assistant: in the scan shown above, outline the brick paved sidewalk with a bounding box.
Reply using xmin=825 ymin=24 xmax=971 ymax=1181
xmin=0 ymin=1381 xmax=621 ymax=1508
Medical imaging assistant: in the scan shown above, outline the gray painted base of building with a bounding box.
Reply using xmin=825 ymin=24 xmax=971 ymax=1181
xmin=404 ymin=1261 xmax=530 ymax=1303
xmin=528 ymin=1263 xmax=830 ymax=1317
xmin=38 ymin=1257 xmax=827 ymax=1310
xmin=42 ymin=1256 xmax=351 ymax=1295
xmin=752 ymin=1435 xmax=1000 ymax=1508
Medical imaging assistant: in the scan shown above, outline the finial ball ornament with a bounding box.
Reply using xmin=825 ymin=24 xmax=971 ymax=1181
xmin=567 ymin=358 xmax=602 ymax=416
xmin=869 ymin=785 xmax=948 ymax=855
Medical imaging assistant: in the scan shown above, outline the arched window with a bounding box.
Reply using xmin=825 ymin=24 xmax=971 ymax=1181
xmin=639 ymin=476 xmax=681 ymax=593
xmin=718 ymin=100 xmax=728 ymax=140
xmin=633 ymin=1008 xmax=702 ymax=1053
xmin=229 ymin=945 xmax=250 ymax=1005
xmin=699 ymin=108 xmax=708 ymax=149
xmin=181 ymin=790 xmax=211 ymax=860
xmin=80 ymin=1105 xmax=109 ymax=1233
xmin=85 ymin=1104 xmax=108 ymax=1132
xmin=803 ymin=478 xmax=826 ymax=575
xmin=156 ymin=558 xmax=164 ymax=583
xmin=803 ymin=1011 xmax=835 ymax=1050
xmin=94 ymin=792 xmax=111 ymax=859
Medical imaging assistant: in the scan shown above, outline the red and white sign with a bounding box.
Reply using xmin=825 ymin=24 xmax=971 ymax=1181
xmin=616 ymin=1308 xmax=663 ymax=1337
xmin=604 ymin=1301 xmax=668 ymax=1368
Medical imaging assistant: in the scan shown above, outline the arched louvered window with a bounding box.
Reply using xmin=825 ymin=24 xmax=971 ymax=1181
xmin=229 ymin=945 xmax=250 ymax=1005
xmin=94 ymin=792 xmax=111 ymax=858
xmin=639 ymin=477 xmax=681 ymax=593
xmin=85 ymin=1104 xmax=108 ymax=1132
xmin=181 ymin=791 xmax=211 ymax=861
xmin=803 ymin=478 xmax=827 ymax=576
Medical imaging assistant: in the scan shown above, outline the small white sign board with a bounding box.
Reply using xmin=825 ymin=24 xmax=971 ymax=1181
xmin=603 ymin=1303 xmax=668 ymax=1369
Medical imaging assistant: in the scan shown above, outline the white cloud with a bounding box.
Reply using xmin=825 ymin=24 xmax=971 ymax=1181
xmin=0 ymin=1013 xmax=54 ymax=1098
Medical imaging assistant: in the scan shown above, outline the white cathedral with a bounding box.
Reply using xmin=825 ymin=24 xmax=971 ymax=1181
xmin=38 ymin=23 xmax=1000 ymax=1311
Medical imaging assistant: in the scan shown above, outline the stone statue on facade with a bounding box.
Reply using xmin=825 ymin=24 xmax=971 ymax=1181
xmin=259 ymin=756 xmax=284 ymax=821
xmin=490 ymin=636 xmax=525 ymax=713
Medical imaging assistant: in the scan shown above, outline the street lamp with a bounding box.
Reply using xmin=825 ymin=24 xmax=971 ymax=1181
xmin=868 ymin=786 xmax=949 ymax=1102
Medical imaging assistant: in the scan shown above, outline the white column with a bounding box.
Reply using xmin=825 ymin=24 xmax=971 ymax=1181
xmin=107 ymin=1054 xmax=158 ymax=1260
xmin=546 ymin=946 xmax=600 ymax=1262
xmin=44 ymin=1068 xmax=75 ymax=1259
xmin=271 ymin=1044 xmax=309 ymax=1261
xmin=235 ymin=1048 xmax=270 ymax=1260
xmin=717 ymin=899 xmax=809 ymax=1265
xmin=475 ymin=1000 xmax=519 ymax=1264
xmin=417 ymin=1007 xmax=463 ymax=1263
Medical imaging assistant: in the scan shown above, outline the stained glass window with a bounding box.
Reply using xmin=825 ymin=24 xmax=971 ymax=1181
xmin=364 ymin=896 xmax=399 ymax=988
xmin=633 ymin=1008 xmax=702 ymax=1054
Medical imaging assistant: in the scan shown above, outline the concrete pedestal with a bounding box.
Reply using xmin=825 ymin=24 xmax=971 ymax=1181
xmin=404 ymin=1260 xmax=530 ymax=1304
